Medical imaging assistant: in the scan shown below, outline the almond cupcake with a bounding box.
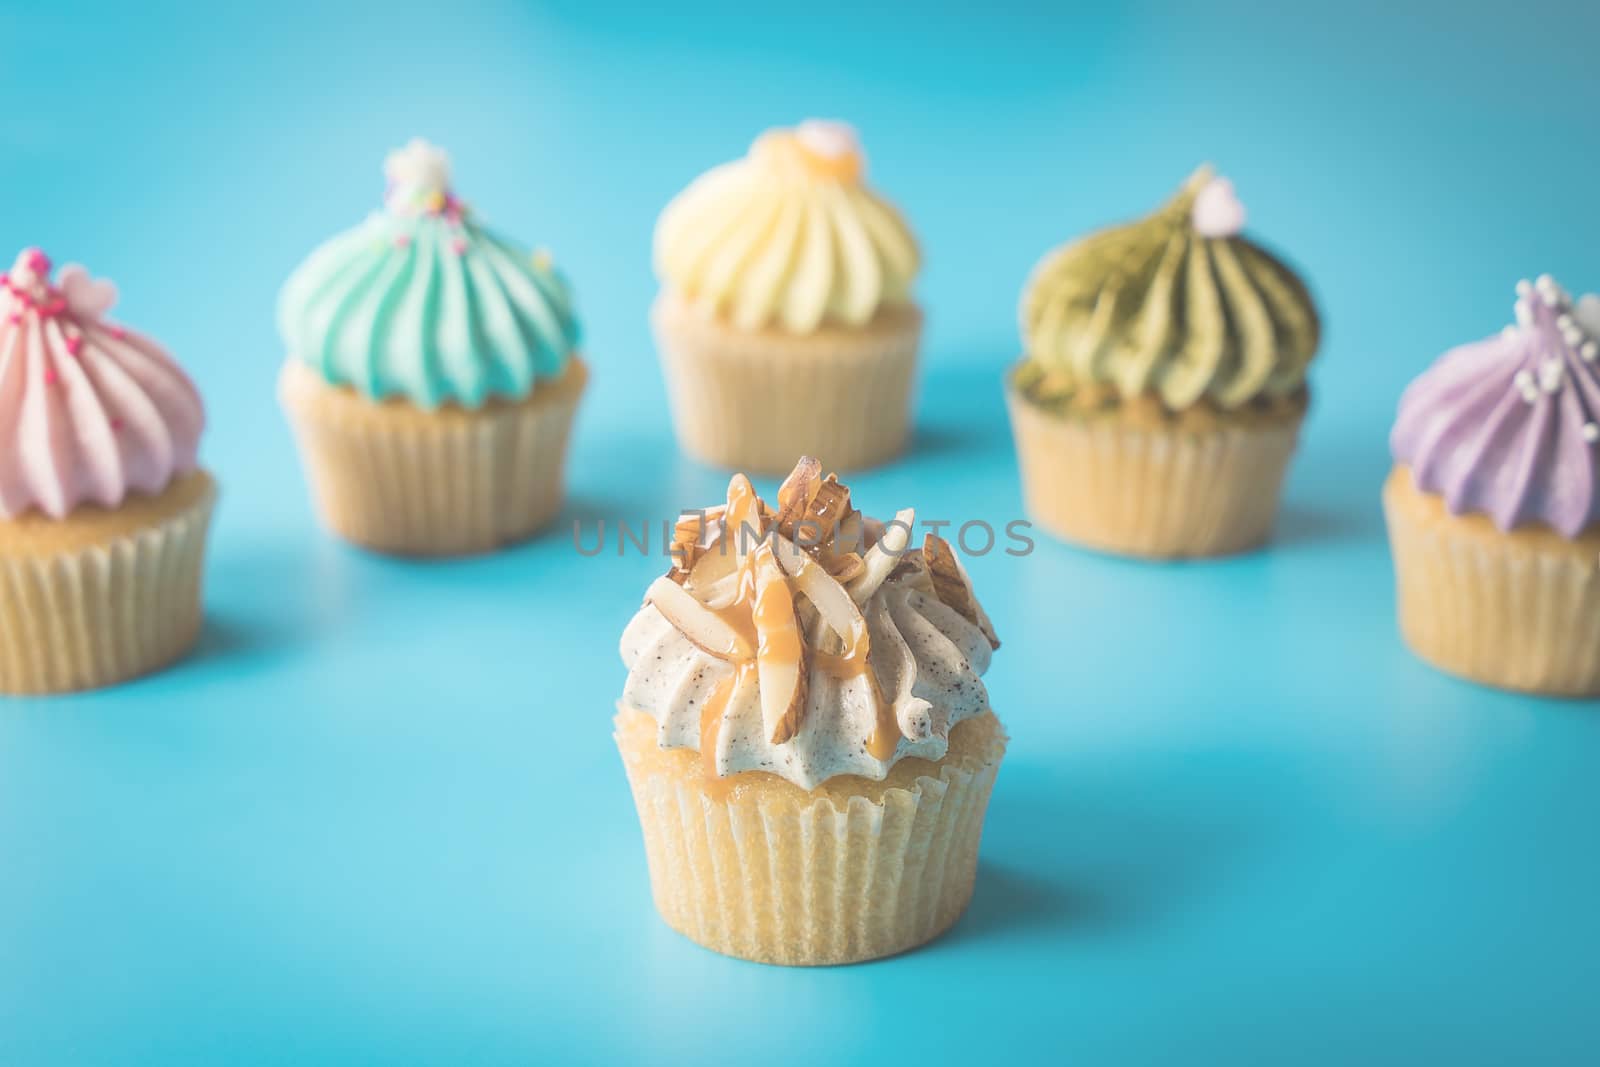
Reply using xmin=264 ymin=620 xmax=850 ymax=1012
xmin=652 ymin=121 xmax=921 ymax=475
xmin=1386 ymin=275 xmax=1600 ymax=696
xmin=0 ymin=248 xmax=215 ymax=695
xmin=1008 ymin=166 xmax=1321 ymax=558
xmin=278 ymin=139 xmax=586 ymax=555
xmin=616 ymin=457 xmax=1005 ymax=965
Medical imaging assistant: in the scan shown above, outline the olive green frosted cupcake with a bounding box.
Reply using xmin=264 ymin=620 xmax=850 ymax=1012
xmin=1007 ymin=166 xmax=1321 ymax=558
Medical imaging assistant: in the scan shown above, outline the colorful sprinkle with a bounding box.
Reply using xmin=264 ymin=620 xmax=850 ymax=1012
xmin=43 ymin=368 xmax=58 ymax=385
xmin=394 ymin=234 xmax=412 ymax=249
xmin=451 ymin=237 xmax=468 ymax=256
xmin=65 ymin=335 xmax=83 ymax=356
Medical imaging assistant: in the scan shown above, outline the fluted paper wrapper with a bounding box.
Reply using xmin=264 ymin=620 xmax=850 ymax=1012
xmin=1007 ymin=383 xmax=1302 ymax=559
xmin=652 ymin=293 xmax=920 ymax=476
xmin=1384 ymin=467 xmax=1600 ymax=696
xmin=0 ymin=471 xmax=216 ymax=695
xmin=616 ymin=708 xmax=1005 ymax=966
xmin=279 ymin=357 xmax=587 ymax=556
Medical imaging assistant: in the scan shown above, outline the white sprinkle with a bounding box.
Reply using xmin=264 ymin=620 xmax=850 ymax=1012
xmin=1585 ymin=423 xmax=1600 ymax=444
xmin=1517 ymin=279 xmax=1534 ymax=298
xmin=1501 ymin=325 xmax=1519 ymax=341
xmin=1542 ymin=288 xmax=1565 ymax=308
xmin=1563 ymin=325 xmax=1585 ymax=347
xmin=1540 ymin=359 xmax=1565 ymax=393
xmin=1516 ymin=301 xmax=1535 ymax=327
xmin=1583 ymin=341 xmax=1598 ymax=363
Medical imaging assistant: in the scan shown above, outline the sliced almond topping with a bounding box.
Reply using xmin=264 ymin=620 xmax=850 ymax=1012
xmin=823 ymin=550 xmax=866 ymax=584
xmin=778 ymin=542 xmax=871 ymax=674
xmin=646 ymin=576 xmax=753 ymax=661
xmin=832 ymin=507 xmax=867 ymax=557
xmin=923 ymin=533 xmax=1001 ymax=650
xmin=846 ymin=507 xmax=915 ymax=605
xmin=750 ymin=542 xmax=808 ymax=744
xmin=723 ymin=473 xmax=765 ymax=571
xmin=669 ymin=505 xmax=726 ymax=578
xmin=685 ymin=529 xmax=739 ymax=595
xmin=773 ymin=456 xmax=823 ymax=536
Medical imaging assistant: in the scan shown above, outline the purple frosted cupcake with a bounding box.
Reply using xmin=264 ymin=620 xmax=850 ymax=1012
xmin=1384 ymin=275 xmax=1600 ymax=695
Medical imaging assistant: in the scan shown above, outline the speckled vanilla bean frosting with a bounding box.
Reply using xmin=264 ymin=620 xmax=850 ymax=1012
xmin=618 ymin=458 xmax=999 ymax=790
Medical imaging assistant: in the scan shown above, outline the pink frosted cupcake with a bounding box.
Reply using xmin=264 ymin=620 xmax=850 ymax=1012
xmin=0 ymin=248 xmax=215 ymax=695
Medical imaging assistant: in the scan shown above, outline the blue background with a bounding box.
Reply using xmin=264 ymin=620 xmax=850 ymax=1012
xmin=3 ymin=2 xmax=1599 ymax=1063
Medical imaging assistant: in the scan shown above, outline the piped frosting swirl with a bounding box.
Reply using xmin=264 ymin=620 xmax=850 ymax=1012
xmin=619 ymin=458 xmax=999 ymax=790
xmin=1018 ymin=166 xmax=1320 ymax=412
xmin=654 ymin=120 xmax=920 ymax=334
xmin=278 ymin=139 xmax=580 ymax=411
xmin=1391 ymin=275 xmax=1600 ymax=537
xmin=0 ymin=249 xmax=204 ymax=520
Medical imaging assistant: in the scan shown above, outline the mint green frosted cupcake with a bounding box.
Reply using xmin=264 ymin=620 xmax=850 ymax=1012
xmin=278 ymin=139 xmax=588 ymax=555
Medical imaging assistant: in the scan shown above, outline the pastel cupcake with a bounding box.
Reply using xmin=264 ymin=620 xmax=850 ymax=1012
xmin=278 ymin=139 xmax=586 ymax=555
xmin=1008 ymin=166 xmax=1321 ymax=558
xmin=0 ymin=249 xmax=215 ymax=694
xmin=653 ymin=121 xmax=921 ymax=475
xmin=616 ymin=457 xmax=1005 ymax=965
xmin=1386 ymin=275 xmax=1600 ymax=696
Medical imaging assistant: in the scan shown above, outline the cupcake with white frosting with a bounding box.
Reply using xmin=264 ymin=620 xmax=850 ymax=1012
xmin=278 ymin=139 xmax=586 ymax=555
xmin=0 ymin=248 xmax=215 ymax=694
xmin=616 ymin=457 xmax=1005 ymax=965
xmin=1386 ymin=275 xmax=1600 ymax=695
xmin=652 ymin=121 xmax=921 ymax=475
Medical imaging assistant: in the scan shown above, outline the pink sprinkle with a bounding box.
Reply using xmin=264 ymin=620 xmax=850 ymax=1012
xmin=394 ymin=234 xmax=412 ymax=249
xmin=110 ymin=418 xmax=124 ymax=431
xmin=108 ymin=325 xmax=126 ymax=339
xmin=23 ymin=248 xmax=51 ymax=276
xmin=42 ymin=298 xmax=66 ymax=318
xmin=451 ymin=238 xmax=467 ymax=255
xmin=43 ymin=368 xmax=58 ymax=385
xmin=5 ymin=313 xmax=18 ymax=325
xmin=65 ymin=335 xmax=83 ymax=356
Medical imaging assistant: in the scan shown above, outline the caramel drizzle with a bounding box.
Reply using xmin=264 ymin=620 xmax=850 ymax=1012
xmin=659 ymin=458 xmax=992 ymax=775
xmin=677 ymin=460 xmax=889 ymax=758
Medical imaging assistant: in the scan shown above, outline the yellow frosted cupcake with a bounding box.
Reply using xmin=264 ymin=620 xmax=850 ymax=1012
xmin=616 ymin=458 xmax=1005 ymax=964
xmin=1386 ymin=276 xmax=1600 ymax=696
xmin=1007 ymin=167 xmax=1321 ymax=558
xmin=0 ymin=248 xmax=216 ymax=694
xmin=652 ymin=121 xmax=922 ymax=475
xmin=278 ymin=139 xmax=587 ymax=556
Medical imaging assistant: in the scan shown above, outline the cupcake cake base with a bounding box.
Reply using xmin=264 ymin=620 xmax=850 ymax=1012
xmin=279 ymin=357 xmax=588 ymax=556
xmin=1006 ymin=376 xmax=1304 ymax=559
xmin=652 ymin=294 xmax=920 ymax=476
xmin=615 ymin=706 xmax=1006 ymax=966
xmin=0 ymin=471 xmax=217 ymax=695
xmin=1384 ymin=467 xmax=1600 ymax=696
